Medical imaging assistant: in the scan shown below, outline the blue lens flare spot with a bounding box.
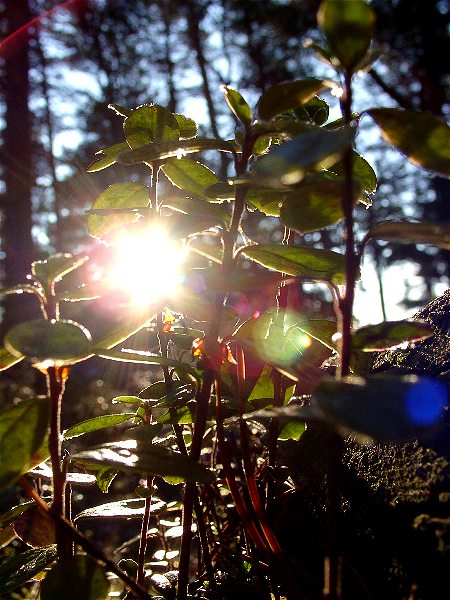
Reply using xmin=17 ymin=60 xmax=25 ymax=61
xmin=405 ymin=377 xmax=448 ymax=426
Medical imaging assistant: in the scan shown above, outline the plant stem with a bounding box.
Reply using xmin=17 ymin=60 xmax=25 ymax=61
xmin=338 ymin=70 xmax=359 ymax=379
xmin=19 ymin=477 xmax=152 ymax=599
xmin=47 ymin=365 xmax=68 ymax=560
xmin=324 ymin=68 xmax=358 ymax=600
xmin=136 ymin=476 xmax=154 ymax=586
xmin=177 ymin=143 xmax=251 ymax=600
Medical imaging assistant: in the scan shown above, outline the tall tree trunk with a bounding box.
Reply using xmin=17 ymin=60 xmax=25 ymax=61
xmin=183 ymin=0 xmax=229 ymax=179
xmin=1 ymin=0 xmax=35 ymax=334
xmin=160 ymin=1 xmax=178 ymax=113
xmin=35 ymin=32 xmax=64 ymax=251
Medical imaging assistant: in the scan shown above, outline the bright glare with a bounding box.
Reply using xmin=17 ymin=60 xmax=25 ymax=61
xmin=109 ymin=226 xmax=184 ymax=306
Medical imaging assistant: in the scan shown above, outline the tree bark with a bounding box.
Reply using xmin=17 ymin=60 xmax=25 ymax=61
xmin=1 ymin=0 xmax=35 ymax=334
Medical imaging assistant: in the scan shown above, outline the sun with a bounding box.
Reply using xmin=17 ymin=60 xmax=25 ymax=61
xmin=108 ymin=225 xmax=184 ymax=307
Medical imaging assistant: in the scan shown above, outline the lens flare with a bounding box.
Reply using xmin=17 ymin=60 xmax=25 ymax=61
xmin=108 ymin=226 xmax=184 ymax=307
xmin=405 ymin=377 xmax=447 ymax=426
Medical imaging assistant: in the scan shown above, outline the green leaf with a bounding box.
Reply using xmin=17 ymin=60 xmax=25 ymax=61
xmin=162 ymin=158 xmax=219 ymax=200
xmin=139 ymin=381 xmax=194 ymax=406
xmin=242 ymin=245 xmax=347 ymax=284
xmin=72 ymin=439 xmax=215 ymax=483
xmin=327 ymin=150 xmax=377 ymax=195
xmin=108 ymin=103 xmax=133 ymax=118
xmin=367 ymin=220 xmax=450 ymax=250
xmin=74 ymin=497 xmax=166 ymax=521
xmin=280 ymin=175 xmax=362 ymax=233
xmin=257 ymin=78 xmax=332 ymax=121
xmin=0 ymin=283 xmax=40 ymax=296
xmin=63 ymin=414 xmax=136 ymax=439
xmin=86 ymin=142 xmax=129 ymax=172
xmin=188 ymin=240 xmax=224 ymax=264
xmin=0 ymin=346 xmax=24 ymax=371
xmin=174 ymin=113 xmax=198 ymax=139
xmin=310 ymin=374 xmax=448 ymax=443
xmin=0 ymin=545 xmax=57 ymax=595
xmin=57 ymin=283 xmax=102 ymax=302
xmin=278 ymin=420 xmax=306 ymax=441
xmin=205 ymin=182 xmax=235 ymax=201
xmin=205 ymin=269 xmax=292 ymax=294
xmin=246 ymin=188 xmax=290 ymax=217
xmin=0 ymin=501 xmax=34 ymax=529
xmin=352 ymin=320 xmax=433 ymax=352
xmin=366 ymin=108 xmax=450 ymax=178
xmin=164 ymin=194 xmax=230 ymax=226
xmin=87 ymin=182 xmax=149 ymax=241
xmin=41 ymin=554 xmax=110 ymax=600
xmin=92 ymin=308 xmax=157 ymax=351
xmin=118 ymin=138 xmax=238 ymax=164
xmin=286 ymin=319 xmax=337 ymax=351
xmin=253 ymin=126 xmax=353 ymax=186
xmin=32 ymin=253 xmax=89 ymax=289
xmin=112 ymin=395 xmax=144 ymax=406
xmin=0 ymin=397 xmax=50 ymax=491
xmin=295 ymin=96 xmax=330 ymax=126
xmin=123 ymin=103 xmax=180 ymax=148
xmin=94 ymin=466 xmax=117 ymax=493
xmin=158 ymin=403 xmax=197 ymax=425
xmin=13 ymin=505 xmax=56 ymax=547
xmin=317 ymin=0 xmax=376 ymax=70
xmin=96 ymin=348 xmax=198 ymax=378
xmin=222 ymin=85 xmax=252 ymax=126
xmin=5 ymin=319 xmax=92 ymax=366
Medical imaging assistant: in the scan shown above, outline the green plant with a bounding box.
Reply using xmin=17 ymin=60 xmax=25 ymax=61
xmin=1 ymin=1 xmax=449 ymax=598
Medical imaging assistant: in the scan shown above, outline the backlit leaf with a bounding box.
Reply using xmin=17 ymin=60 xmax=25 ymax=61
xmin=223 ymin=85 xmax=252 ymax=126
xmin=175 ymin=113 xmax=197 ymax=139
xmin=317 ymin=0 xmax=376 ymax=70
xmin=41 ymin=554 xmax=110 ymax=600
xmin=278 ymin=420 xmax=306 ymax=441
xmin=368 ymin=220 xmax=450 ymax=250
xmin=86 ymin=142 xmax=129 ymax=172
xmin=257 ymin=78 xmax=332 ymax=121
xmin=74 ymin=498 xmax=166 ymax=521
xmin=0 ymin=545 xmax=57 ymax=595
xmin=295 ymin=96 xmax=330 ymax=126
xmin=5 ymin=319 xmax=92 ymax=365
xmin=280 ymin=175 xmax=362 ymax=233
xmin=242 ymin=244 xmax=347 ymax=284
xmin=124 ymin=103 xmax=180 ymax=148
xmin=72 ymin=439 xmax=215 ymax=483
xmin=162 ymin=158 xmax=219 ymax=200
xmin=92 ymin=308 xmax=157 ymax=351
xmin=352 ymin=319 xmax=433 ymax=351
xmin=158 ymin=403 xmax=197 ymax=425
xmin=163 ymin=194 xmax=230 ymax=226
xmin=32 ymin=253 xmax=89 ymax=289
xmin=253 ymin=126 xmax=353 ymax=186
xmin=96 ymin=348 xmax=199 ymax=379
xmin=63 ymin=413 xmax=136 ymax=439
xmin=0 ymin=397 xmax=50 ymax=491
xmin=118 ymin=137 xmax=238 ymax=164
xmin=0 ymin=501 xmax=34 ymax=529
xmin=0 ymin=346 xmax=24 ymax=371
xmin=87 ymin=182 xmax=149 ymax=241
xmin=286 ymin=319 xmax=337 ymax=351
xmin=367 ymin=109 xmax=450 ymax=177
xmin=327 ymin=150 xmax=377 ymax=194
